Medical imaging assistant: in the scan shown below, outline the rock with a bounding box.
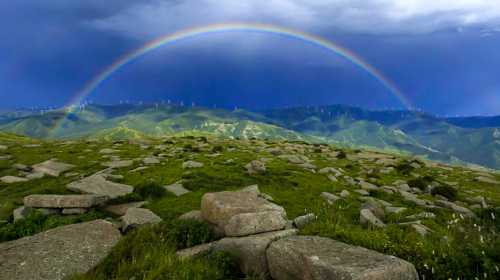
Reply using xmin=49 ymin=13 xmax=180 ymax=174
xmin=105 ymin=201 xmax=149 ymax=216
xmin=140 ymin=145 xmax=151 ymax=150
xmin=434 ymin=194 xmax=449 ymax=201
xmin=268 ymin=148 xmax=283 ymax=156
xmin=434 ymin=200 xmax=475 ymax=217
xmin=360 ymin=200 xmax=385 ymax=219
xmin=359 ymin=181 xmax=378 ymax=190
xmin=287 ymin=156 xmax=305 ymax=164
xmin=201 ymin=191 xmax=286 ymax=231
xmin=259 ymin=193 xmax=274 ymax=202
xmin=67 ymin=175 xmax=134 ymax=199
xmin=386 ymin=207 xmax=407 ymax=214
xmin=400 ymin=191 xmax=426 ymax=206
xmin=344 ymin=176 xmax=356 ymax=186
xmin=179 ymin=210 xmax=204 ymax=221
xmin=267 ymin=236 xmax=418 ymax=280
xmin=475 ymin=177 xmax=500 ymax=184
xmin=360 ymin=209 xmax=387 ymax=229
xmin=214 ymin=229 xmax=299 ymax=277
xmin=165 ymin=181 xmax=191 ymax=196
xmin=101 ymin=160 xmax=134 ymax=168
xmin=128 ymin=166 xmax=149 ymax=173
xmin=38 ymin=208 xmax=61 ymax=216
xmin=0 ymin=145 xmax=7 ymax=150
xmin=62 ymin=208 xmax=91 ymax=215
xmin=30 ymin=160 xmax=76 ymax=178
xmin=299 ymin=163 xmax=316 ymax=170
xmin=382 ymin=185 xmax=398 ymax=193
xmin=328 ymin=175 xmax=338 ymax=182
xmin=23 ymin=144 xmax=41 ymax=148
xmin=13 ymin=206 xmax=32 ymax=220
xmin=240 ymin=184 xmax=260 ymax=196
xmin=155 ymin=145 xmax=168 ymax=151
xmin=320 ymin=192 xmax=340 ymax=204
xmin=143 ymin=157 xmax=160 ymax=165
xmin=177 ymin=242 xmax=219 ymax=260
xmin=397 ymin=184 xmax=411 ymax=192
xmin=410 ymin=162 xmax=422 ymax=169
xmin=293 ymin=213 xmax=316 ymax=230
xmin=0 ymin=176 xmax=28 ymax=184
xmin=245 ymin=160 xmax=266 ymax=174
xmin=353 ymin=189 xmax=369 ymax=196
xmin=225 ymin=211 xmax=286 ymax=237
xmin=346 ymin=155 xmax=359 ymax=162
xmin=0 ymin=220 xmax=121 ymax=280
xmin=339 ymin=190 xmax=350 ymax=198
xmin=122 ymin=208 xmax=162 ymax=233
xmin=399 ymin=221 xmax=434 ymax=237
xmin=12 ymin=163 xmax=29 ymax=171
xmin=24 ymin=194 xmax=108 ymax=208
xmin=182 ymin=161 xmax=204 ymax=169
xmin=375 ymin=158 xmax=396 ymax=166
xmin=0 ymin=155 xmax=12 ymax=161
xmin=99 ymin=148 xmax=121 ymax=154
xmin=25 ymin=171 xmax=45 ymax=180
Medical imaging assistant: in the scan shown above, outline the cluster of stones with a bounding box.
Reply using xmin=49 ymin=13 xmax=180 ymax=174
xmin=176 ymin=185 xmax=419 ymax=279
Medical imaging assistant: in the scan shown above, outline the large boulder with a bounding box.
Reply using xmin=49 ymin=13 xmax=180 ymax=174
xmin=23 ymin=194 xmax=108 ymax=208
xmin=224 ymin=211 xmax=286 ymax=237
xmin=67 ymin=175 xmax=134 ymax=199
xmin=266 ymin=236 xmax=419 ymax=280
xmin=293 ymin=213 xmax=316 ymax=230
xmin=122 ymin=208 xmax=162 ymax=233
xmin=360 ymin=200 xmax=385 ymax=220
xmin=214 ymin=229 xmax=299 ymax=277
xmin=201 ymin=191 xmax=286 ymax=233
xmin=31 ymin=160 xmax=76 ymax=177
xmin=0 ymin=220 xmax=121 ymax=280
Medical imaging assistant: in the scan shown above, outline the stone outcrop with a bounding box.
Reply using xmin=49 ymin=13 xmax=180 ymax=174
xmin=23 ymin=194 xmax=108 ymax=208
xmin=31 ymin=160 xmax=76 ymax=177
xmin=245 ymin=160 xmax=266 ymax=174
xmin=224 ymin=211 xmax=286 ymax=237
xmin=266 ymin=236 xmax=419 ymax=280
xmin=165 ymin=181 xmax=191 ymax=196
xmin=0 ymin=220 xmax=121 ymax=280
xmin=67 ymin=175 xmax=134 ymax=199
xmin=122 ymin=208 xmax=162 ymax=233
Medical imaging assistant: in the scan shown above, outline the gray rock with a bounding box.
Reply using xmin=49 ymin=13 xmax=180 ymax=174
xmin=259 ymin=193 xmax=274 ymax=202
xmin=410 ymin=162 xmax=422 ymax=169
xmin=475 ymin=177 xmax=500 ymax=184
xmin=67 ymin=175 xmax=134 ymax=199
xmin=179 ymin=210 xmax=204 ymax=221
xmin=224 ymin=211 xmax=286 ymax=237
xmin=245 ymin=160 xmax=266 ymax=174
xmin=381 ymin=185 xmax=398 ymax=193
xmin=339 ymin=190 xmax=350 ymax=198
xmin=240 ymin=184 xmax=260 ymax=196
xmin=0 ymin=220 xmax=121 ymax=280
xmin=293 ymin=213 xmax=316 ymax=230
xmin=360 ymin=209 xmax=387 ymax=229
xmin=25 ymin=171 xmax=45 ymax=180
xmin=0 ymin=155 xmax=12 ymax=161
xmin=287 ymin=156 xmax=305 ymax=164
xmin=177 ymin=242 xmax=219 ymax=260
xmin=434 ymin=194 xmax=449 ymax=201
xmin=268 ymin=148 xmax=283 ymax=156
xmin=386 ymin=207 xmax=407 ymax=214
xmin=267 ymin=236 xmax=418 ymax=280
xmin=359 ymin=181 xmax=378 ymax=190
xmin=0 ymin=176 xmax=28 ymax=184
xmin=214 ymin=229 xmax=299 ymax=277
xmin=397 ymin=184 xmax=411 ymax=192
xmin=320 ymin=192 xmax=340 ymax=204
xmin=38 ymin=208 xmax=61 ymax=216
xmin=353 ymin=189 xmax=369 ymax=196
xmin=0 ymin=145 xmax=7 ymax=150
xmin=399 ymin=221 xmax=434 ymax=237
xmin=105 ymin=201 xmax=149 ymax=216
xmin=165 ymin=181 xmax=191 ymax=196
xmin=182 ymin=161 xmax=204 ymax=169
xmin=143 ymin=157 xmax=160 ymax=165
xmin=344 ymin=176 xmax=356 ymax=186
xmin=122 ymin=208 xmax=162 ymax=233
xmin=434 ymin=200 xmax=475 ymax=217
xmin=12 ymin=163 xmax=29 ymax=171
xmin=375 ymin=158 xmax=396 ymax=166
xmin=31 ymin=160 xmax=76 ymax=177
xmin=201 ymin=191 xmax=286 ymax=231
xmin=128 ymin=166 xmax=149 ymax=173
xmin=62 ymin=208 xmax=91 ymax=215
xmin=13 ymin=206 xmax=32 ymax=220
xmin=299 ymin=163 xmax=316 ymax=170
xmin=400 ymin=191 xmax=426 ymax=206
xmin=360 ymin=200 xmax=385 ymax=219
xmin=24 ymin=194 xmax=108 ymax=208
xmin=99 ymin=148 xmax=121 ymax=154
xmin=101 ymin=160 xmax=134 ymax=168
xmin=328 ymin=175 xmax=338 ymax=182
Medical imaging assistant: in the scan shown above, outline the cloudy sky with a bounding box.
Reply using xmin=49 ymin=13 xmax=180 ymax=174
xmin=1 ymin=0 xmax=500 ymax=116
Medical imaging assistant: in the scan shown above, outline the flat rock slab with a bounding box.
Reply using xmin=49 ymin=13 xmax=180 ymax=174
xmin=177 ymin=242 xmax=219 ymax=260
xmin=0 ymin=176 xmax=28 ymax=184
xmin=182 ymin=161 xmax=204 ymax=168
xmin=31 ymin=160 xmax=76 ymax=177
xmin=101 ymin=160 xmax=134 ymax=168
xmin=105 ymin=201 xmax=149 ymax=216
xmin=267 ymin=235 xmax=419 ymax=280
xmin=214 ymin=229 xmax=299 ymax=276
xmin=67 ymin=175 xmax=134 ymax=199
xmin=201 ymin=191 xmax=286 ymax=230
xmin=0 ymin=220 xmax=121 ymax=280
xmin=24 ymin=194 xmax=108 ymax=208
xmin=165 ymin=181 xmax=191 ymax=196
xmin=99 ymin=149 xmax=121 ymax=154
xmin=0 ymin=145 xmax=7 ymax=150
xmin=123 ymin=208 xmax=162 ymax=233
xmin=224 ymin=211 xmax=286 ymax=237
xmin=0 ymin=155 xmax=12 ymax=161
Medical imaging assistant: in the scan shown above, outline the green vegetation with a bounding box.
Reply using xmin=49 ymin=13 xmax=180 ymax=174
xmin=134 ymin=180 xmax=168 ymax=200
xmin=0 ymin=209 xmax=108 ymax=243
xmin=432 ymin=185 xmax=459 ymax=201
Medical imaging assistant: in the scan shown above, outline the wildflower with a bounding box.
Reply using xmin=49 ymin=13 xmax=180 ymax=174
xmin=495 ymin=265 xmax=499 ymax=272
xmin=432 ymin=250 xmax=435 ymax=255
xmin=480 ymin=235 xmax=484 ymax=243
xmin=492 ymin=213 xmax=495 ymax=220
xmin=459 ymin=214 xmax=463 ymax=219
xmin=482 ymin=251 xmax=485 ymax=256
xmin=484 ymin=273 xmax=487 ymax=278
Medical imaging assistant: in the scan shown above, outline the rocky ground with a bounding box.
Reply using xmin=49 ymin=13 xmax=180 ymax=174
xmin=0 ymin=134 xmax=499 ymax=280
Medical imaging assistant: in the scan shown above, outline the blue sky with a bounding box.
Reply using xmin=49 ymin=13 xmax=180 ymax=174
xmin=1 ymin=0 xmax=500 ymax=116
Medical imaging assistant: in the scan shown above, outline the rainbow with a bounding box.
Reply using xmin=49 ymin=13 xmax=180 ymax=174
xmin=52 ymin=23 xmax=410 ymax=139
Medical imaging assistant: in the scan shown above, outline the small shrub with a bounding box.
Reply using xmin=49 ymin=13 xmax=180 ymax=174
xmin=164 ymin=140 xmax=174 ymax=144
xmin=345 ymin=164 xmax=354 ymax=169
xmin=198 ymin=136 xmax=208 ymax=143
xmin=353 ymin=149 xmax=362 ymax=153
xmin=210 ymin=250 xmax=238 ymax=280
xmin=185 ymin=136 xmax=195 ymax=140
xmin=407 ymin=178 xmax=428 ymax=191
xmin=212 ymin=146 xmax=223 ymax=153
xmin=134 ymin=180 xmax=167 ymax=199
xmin=171 ymin=218 xmax=210 ymax=249
xmin=313 ymin=148 xmax=322 ymax=153
xmin=337 ymin=151 xmax=347 ymax=159
xmin=152 ymin=151 xmax=161 ymax=156
xmin=432 ymin=185 xmax=458 ymax=201
xmin=366 ymin=173 xmax=381 ymax=180
xmin=107 ymin=193 xmax=143 ymax=206
xmin=184 ymin=144 xmax=193 ymax=150
xmin=191 ymin=147 xmax=201 ymax=153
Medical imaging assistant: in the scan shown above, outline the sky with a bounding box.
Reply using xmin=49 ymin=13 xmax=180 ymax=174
xmin=1 ymin=0 xmax=500 ymax=116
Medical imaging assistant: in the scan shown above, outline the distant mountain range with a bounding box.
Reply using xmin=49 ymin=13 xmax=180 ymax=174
xmin=1 ymin=104 xmax=499 ymax=170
